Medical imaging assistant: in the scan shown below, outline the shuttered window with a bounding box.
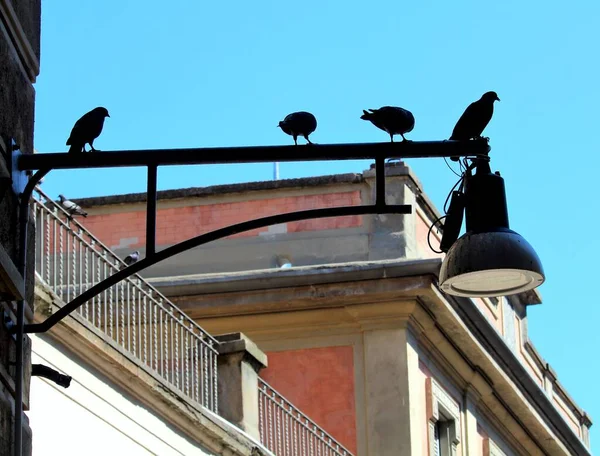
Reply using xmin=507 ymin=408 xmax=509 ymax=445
xmin=433 ymin=421 xmax=441 ymax=456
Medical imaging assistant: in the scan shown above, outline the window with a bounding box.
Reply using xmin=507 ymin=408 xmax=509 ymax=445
xmin=432 ymin=419 xmax=453 ymax=456
xmin=427 ymin=378 xmax=461 ymax=456
xmin=433 ymin=421 xmax=441 ymax=456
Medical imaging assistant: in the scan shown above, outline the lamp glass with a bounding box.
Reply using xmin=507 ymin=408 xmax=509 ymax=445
xmin=439 ymin=229 xmax=545 ymax=298
xmin=440 ymin=269 xmax=544 ymax=298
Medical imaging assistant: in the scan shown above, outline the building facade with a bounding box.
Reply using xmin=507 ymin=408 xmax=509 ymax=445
xmin=0 ymin=1 xmax=41 ymax=454
xmin=43 ymin=162 xmax=590 ymax=455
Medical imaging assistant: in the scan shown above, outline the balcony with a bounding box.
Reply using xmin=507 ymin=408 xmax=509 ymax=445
xmin=31 ymin=187 xmax=353 ymax=456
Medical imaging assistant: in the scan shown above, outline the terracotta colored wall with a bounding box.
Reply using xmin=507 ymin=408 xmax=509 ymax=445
xmin=83 ymin=191 xmax=363 ymax=249
xmin=260 ymin=346 xmax=357 ymax=454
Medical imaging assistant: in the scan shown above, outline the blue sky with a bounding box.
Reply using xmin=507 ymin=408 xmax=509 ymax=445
xmin=35 ymin=0 xmax=599 ymax=447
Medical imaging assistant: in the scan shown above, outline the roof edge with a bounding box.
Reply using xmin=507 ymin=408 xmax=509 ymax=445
xmin=73 ymin=173 xmax=365 ymax=207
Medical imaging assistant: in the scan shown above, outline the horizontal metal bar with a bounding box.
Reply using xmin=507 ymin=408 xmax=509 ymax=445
xmin=23 ymin=203 xmax=411 ymax=333
xmin=18 ymin=140 xmax=490 ymax=171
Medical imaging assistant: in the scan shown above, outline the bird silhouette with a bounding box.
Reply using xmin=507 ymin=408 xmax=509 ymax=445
xmin=58 ymin=194 xmax=88 ymax=218
xmin=449 ymin=91 xmax=500 ymax=161
xmin=360 ymin=106 xmax=415 ymax=142
xmin=66 ymin=107 xmax=110 ymax=153
xmin=121 ymin=251 xmax=140 ymax=269
xmin=278 ymin=112 xmax=317 ymax=145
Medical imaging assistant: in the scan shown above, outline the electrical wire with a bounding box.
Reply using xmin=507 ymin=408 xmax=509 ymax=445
xmin=427 ymin=214 xmax=446 ymax=254
xmin=443 ymin=157 xmax=462 ymax=177
xmin=443 ymin=172 xmax=466 ymax=214
xmin=427 ymin=154 xmax=487 ymax=253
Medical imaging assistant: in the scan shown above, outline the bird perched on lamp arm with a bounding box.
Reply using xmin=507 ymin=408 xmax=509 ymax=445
xmin=449 ymin=91 xmax=499 ymax=161
xmin=66 ymin=107 xmax=110 ymax=153
xmin=278 ymin=111 xmax=317 ymax=145
xmin=360 ymin=106 xmax=415 ymax=143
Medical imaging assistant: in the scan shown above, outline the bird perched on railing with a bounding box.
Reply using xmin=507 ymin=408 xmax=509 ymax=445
xmin=278 ymin=111 xmax=317 ymax=145
xmin=449 ymin=91 xmax=500 ymax=161
xmin=66 ymin=107 xmax=110 ymax=153
xmin=122 ymin=251 xmax=140 ymax=269
xmin=58 ymin=194 xmax=87 ymax=218
xmin=360 ymin=106 xmax=415 ymax=142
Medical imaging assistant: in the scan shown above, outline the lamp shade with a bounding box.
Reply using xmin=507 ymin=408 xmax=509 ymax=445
xmin=439 ymin=159 xmax=545 ymax=298
xmin=439 ymin=228 xmax=545 ymax=297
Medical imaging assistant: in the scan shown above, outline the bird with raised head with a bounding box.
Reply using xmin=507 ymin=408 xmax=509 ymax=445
xmin=66 ymin=107 xmax=110 ymax=153
xmin=278 ymin=111 xmax=317 ymax=145
xmin=58 ymin=194 xmax=87 ymax=218
xmin=360 ymin=106 xmax=415 ymax=142
xmin=449 ymin=91 xmax=500 ymax=161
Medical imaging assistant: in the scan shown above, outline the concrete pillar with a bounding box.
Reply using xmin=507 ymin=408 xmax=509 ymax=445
xmin=462 ymin=386 xmax=481 ymax=455
xmin=215 ymin=332 xmax=267 ymax=440
xmin=363 ymin=162 xmax=421 ymax=260
xmin=363 ymin=327 xmax=414 ymax=456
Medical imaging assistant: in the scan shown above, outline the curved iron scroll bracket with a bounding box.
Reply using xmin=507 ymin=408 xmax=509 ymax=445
xmin=24 ymin=202 xmax=411 ymax=333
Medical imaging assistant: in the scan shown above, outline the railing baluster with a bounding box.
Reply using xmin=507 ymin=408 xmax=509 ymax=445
xmin=70 ymin=226 xmax=76 ymax=303
xmin=174 ymin=313 xmax=180 ymax=390
xmin=184 ymin=322 xmax=190 ymax=396
xmin=131 ymin=281 xmax=136 ymax=358
xmin=108 ymin=255 xmax=114 ymax=340
xmin=119 ymin=274 xmax=125 ymax=346
xmin=82 ymin=234 xmax=87 ymax=320
xmin=153 ymin=299 xmax=158 ymax=372
xmin=58 ymin=216 xmax=63 ymax=298
xmin=95 ymin=250 xmax=101 ymax=329
xmin=45 ymin=210 xmax=50 ymax=284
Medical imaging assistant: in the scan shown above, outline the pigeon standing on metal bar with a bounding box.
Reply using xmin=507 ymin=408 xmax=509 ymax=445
xmin=123 ymin=251 xmax=140 ymax=267
xmin=449 ymin=91 xmax=500 ymax=161
xmin=58 ymin=194 xmax=88 ymax=218
xmin=278 ymin=111 xmax=317 ymax=145
xmin=66 ymin=107 xmax=110 ymax=153
xmin=360 ymin=106 xmax=415 ymax=142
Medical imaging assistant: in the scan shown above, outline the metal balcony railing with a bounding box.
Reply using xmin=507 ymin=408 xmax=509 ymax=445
xmin=258 ymin=378 xmax=354 ymax=456
xmin=32 ymin=186 xmax=355 ymax=455
xmin=32 ymin=187 xmax=219 ymax=412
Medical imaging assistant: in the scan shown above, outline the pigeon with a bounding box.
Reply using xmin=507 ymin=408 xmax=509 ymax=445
xmin=449 ymin=91 xmax=500 ymax=161
xmin=58 ymin=194 xmax=87 ymax=218
xmin=66 ymin=107 xmax=110 ymax=153
xmin=360 ymin=106 xmax=415 ymax=142
xmin=122 ymin=251 xmax=140 ymax=268
xmin=278 ymin=112 xmax=317 ymax=145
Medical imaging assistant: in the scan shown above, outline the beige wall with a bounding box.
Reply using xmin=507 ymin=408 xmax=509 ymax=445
xmin=28 ymin=335 xmax=217 ymax=456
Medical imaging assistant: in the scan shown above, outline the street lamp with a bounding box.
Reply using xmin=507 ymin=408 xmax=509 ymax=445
xmin=439 ymin=158 xmax=545 ymax=297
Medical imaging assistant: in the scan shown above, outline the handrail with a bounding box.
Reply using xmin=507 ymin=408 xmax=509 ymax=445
xmin=32 ymin=187 xmax=218 ymax=412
